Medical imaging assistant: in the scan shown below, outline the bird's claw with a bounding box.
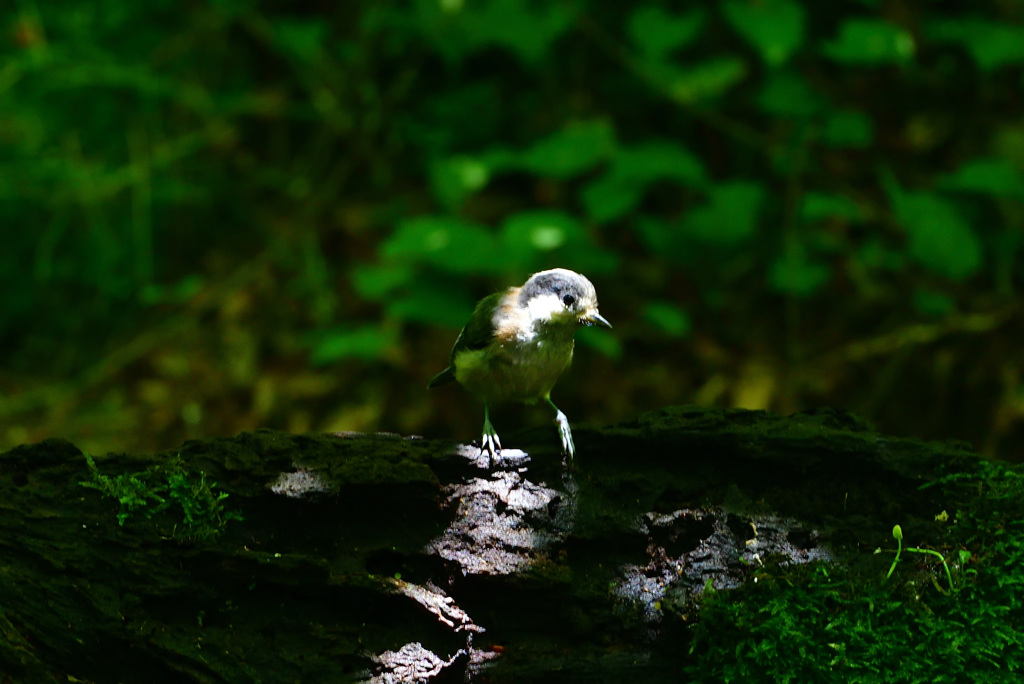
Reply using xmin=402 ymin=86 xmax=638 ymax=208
xmin=480 ymin=430 xmax=501 ymax=458
xmin=554 ymin=410 xmax=574 ymax=463
xmin=479 ymin=416 xmax=502 ymax=465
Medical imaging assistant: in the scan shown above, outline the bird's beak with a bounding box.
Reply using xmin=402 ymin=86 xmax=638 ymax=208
xmin=584 ymin=311 xmax=612 ymax=329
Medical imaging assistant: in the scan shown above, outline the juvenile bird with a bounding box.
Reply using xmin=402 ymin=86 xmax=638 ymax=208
xmin=428 ymin=268 xmax=611 ymax=462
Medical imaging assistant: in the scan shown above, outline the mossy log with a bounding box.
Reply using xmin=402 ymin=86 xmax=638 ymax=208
xmin=0 ymin=406 xmax=1004 ymax=682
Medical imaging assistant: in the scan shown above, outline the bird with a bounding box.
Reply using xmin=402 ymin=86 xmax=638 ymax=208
xmin=428 ymin=268 xmax=611 ymax=463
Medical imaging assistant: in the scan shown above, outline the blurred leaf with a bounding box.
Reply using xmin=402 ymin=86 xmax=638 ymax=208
xmin=208 ymin=0 xmax=253 ymax=15
xmin=501 ymin=210 xmax=583 ymax=267
xmin=308 ymin=325 xmax=398 ymax=365
xmin=912 ymin=288 xmax=955 ymax=317
xmin=577 ymin=326 xmax=622 ymax=359
xmin=821 ymin=109 xmax=873 ymax=148
xmin=351 ymin=263 xmax=414 ymax=300
xmin=938 ymin=157 xmax=1024 ymax=198
xmin=993 ymin=124 xmax=1024 ymax=170
xmin=430 ymin=156 xmax=490 ymax=209
xmin=769 ymin=244 xmax=832 ymax=297
xmin=616 ymin=142 xmax=708 ymax=185
xmin=478 ymin=146 xmax=520 ymax=173
xmin=806 ymin=227 xmax=849 ymax=254
xmin=504 ymin=212 xmax=574 ymax=250
xmin=413 ymin=0 xmax=572 ymax=64
xmin=138 ymin=275 xmax=204 ymax=305
xmin=628 ymin=7 xmax=706 ymax=59
xmin=757 ymin=71 xmax=827 ymax=118
xmin=494 ymin=213 xmax=623 ymax=274
xmin=412 ymin=82 xmax=503 ymax=150
xmin=381 ymin=216 xmax=504 ymax=273
xmin=462 ymin=0 xmax=573 ymax=64
xmin=801 ymin=192 xmax=866 ymax=223
xmin=885 ymin=179 xmax=982 ymax=280
xmin=683 ymin=181 xmax=765 ymax=244
xmin=668 ymin=57 xmax=748 ymax=103
xmin=581 ymin=141 xmax=707 ymax=222
xmin=721 ymin=0 xmax=805 ymax=67
xmin=857 ymin=238 xmax=907 ymax=271
xmin=580 ymin=178 xmax=644 ymax=225
xmin=386 ymin=280 xmax=476 ymax=328
xmin=644 ymin=301 xmax=692 ymax=337
xmin=822 ymin=19 xmax=915 ymax=65
xmin=272 ymin=20 xmax=328 ymax=61
xmin=519 ymin=120 xmax=616 ymax=179
xmin=635 ymin=217 xmax=673 ymax=254
xmin=927 ymin=19 xmax=1024 ymax=72
xmin=568 ymin=249 xmax=621 ymax=275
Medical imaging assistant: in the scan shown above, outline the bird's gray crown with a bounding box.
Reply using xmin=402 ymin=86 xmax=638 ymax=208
xmin=517 ymin=268 xmax=597 ymax=312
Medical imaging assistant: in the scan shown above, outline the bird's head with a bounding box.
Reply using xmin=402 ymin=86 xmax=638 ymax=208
xmin=517 ymin=268 xmax=611 ymax=330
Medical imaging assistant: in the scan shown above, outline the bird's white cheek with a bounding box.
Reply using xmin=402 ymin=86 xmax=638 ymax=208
xmin=526 ymin=293 xmax=565 ymax=322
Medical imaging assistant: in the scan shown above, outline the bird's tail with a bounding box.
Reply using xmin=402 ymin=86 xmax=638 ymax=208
xmin=427 ymin=366 xmax=456 ymax=389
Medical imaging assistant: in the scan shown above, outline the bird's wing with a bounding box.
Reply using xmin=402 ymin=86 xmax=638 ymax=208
xmin=450 ymin=291 xmax=505 ymax=357
xmin=427 ymin=291 xmax=507 ymax=389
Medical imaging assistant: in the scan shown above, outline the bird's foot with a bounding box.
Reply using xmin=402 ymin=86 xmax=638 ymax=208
xmin=479 ymin=418 xmax=502 ymax=465
xmin=554 ymin=410 xmax=574 ymax=463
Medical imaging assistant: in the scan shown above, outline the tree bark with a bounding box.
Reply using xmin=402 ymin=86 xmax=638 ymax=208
xmin=0 ymin=406 xmax=991 ymax=682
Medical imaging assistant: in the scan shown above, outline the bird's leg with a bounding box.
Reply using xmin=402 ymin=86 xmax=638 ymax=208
xmin=480 ymin=402 xmax=502 ymax=460
xmin=544 ymin=396 xmax=574 ymax=462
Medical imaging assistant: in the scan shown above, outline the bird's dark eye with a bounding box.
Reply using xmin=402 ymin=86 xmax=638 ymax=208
xmin=562 ymin=294 xmax=575 ymax=307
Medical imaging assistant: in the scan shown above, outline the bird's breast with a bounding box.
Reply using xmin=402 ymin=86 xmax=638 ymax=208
xmin=454 ymin=333 xmax=575 ymax=404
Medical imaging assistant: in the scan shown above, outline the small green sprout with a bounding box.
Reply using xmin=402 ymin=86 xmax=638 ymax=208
xmin=879 ymin=522 xmax=955 ymax=593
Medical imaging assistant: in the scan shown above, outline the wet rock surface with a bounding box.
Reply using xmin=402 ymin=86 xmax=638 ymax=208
xmin=0 ymin=406 xmax=986 ymax=682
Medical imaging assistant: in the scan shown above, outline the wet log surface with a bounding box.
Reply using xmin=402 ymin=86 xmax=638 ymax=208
xmin=0 ymin=406 xmax=991 ymax=682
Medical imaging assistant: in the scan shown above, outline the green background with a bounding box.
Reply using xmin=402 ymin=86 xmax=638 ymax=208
xmin=2 ymin=0 xmax=1023 ymax=460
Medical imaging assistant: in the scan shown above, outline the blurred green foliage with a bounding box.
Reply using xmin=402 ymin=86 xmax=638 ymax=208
xmin=3 ymin=0 xmax=1024 ymax=453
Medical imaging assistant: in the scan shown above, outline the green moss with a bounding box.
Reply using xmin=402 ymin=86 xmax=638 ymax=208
xmin=682 ymin=462 xmax=1024 ymax=682
xmin=526 ymin=556 xmax=574 ymax=584
xmin=79 ymin=451 xmax=166 ymax=526
xmin=80 ymin=452 xmax=242 ymax=541
xmin=685 ymin=553 xmax=1024 ymax=680
xmin=163 ymin=458 xmax=244 ymax=541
